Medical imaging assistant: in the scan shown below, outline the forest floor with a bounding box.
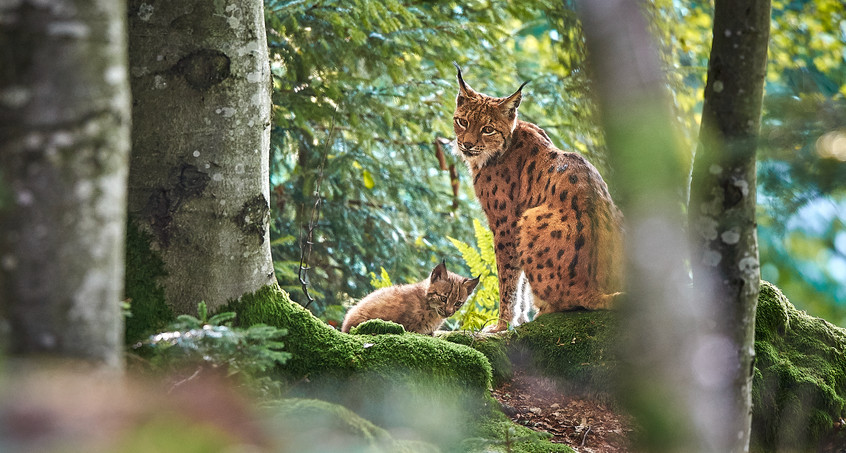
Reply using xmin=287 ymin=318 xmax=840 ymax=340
xmin=491 ymin=370 xmax=634 ymax=453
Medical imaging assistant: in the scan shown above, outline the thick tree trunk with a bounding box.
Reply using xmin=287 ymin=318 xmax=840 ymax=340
xmin=689 ymin=1 xmax=771 ymax=451
xmin=127 ymin=0 xmax=275 ymax=315
xmin=0 ymin=0 xmax=130 ymax=367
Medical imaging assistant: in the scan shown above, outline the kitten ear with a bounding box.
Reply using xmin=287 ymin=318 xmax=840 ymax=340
xmin=453 ymin=61 xmax=479 ymax=105
xmin=464 ymin=275 xmax=480 ymax=293
xmin=498 ymin=80 xmax=529 ymax=117
xmin=430 ymin=260 xmax=447 ymax=283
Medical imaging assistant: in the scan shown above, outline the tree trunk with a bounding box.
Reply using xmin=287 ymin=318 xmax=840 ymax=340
xmin=689 ymin=1 xmax=771 ymax=450
xmin=127 ymin=0 xmax=275 ymax=315
xmin=0 ymin=0 xmax=130 ymax=367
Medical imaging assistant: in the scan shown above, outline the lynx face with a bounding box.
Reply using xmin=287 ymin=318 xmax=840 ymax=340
xmin=452 ymin=63 xmax=527 ymax=169
xmin=425 ymin=261 xmax=479 ymax=318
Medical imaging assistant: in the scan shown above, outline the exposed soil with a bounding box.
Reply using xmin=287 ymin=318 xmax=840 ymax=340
xmin=491 ymin=370 xmax=634 ymax=453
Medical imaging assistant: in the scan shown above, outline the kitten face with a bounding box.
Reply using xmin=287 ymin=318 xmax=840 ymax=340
xmin=452 ymin=64 xmax=527 ymax=168
xmin=426 ymin=261 xmax=480 ymax=318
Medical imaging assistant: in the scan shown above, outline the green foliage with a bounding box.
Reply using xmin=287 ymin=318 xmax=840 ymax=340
xmin=133 ymin=302 xmax=291 ymax=391
xmin=448 ymin=219 xmax=500 ymax=330
xmin=368 ymin=266 xmax=394 ymax=289
xmin=651 ymin=0 xmax=846 ymax=324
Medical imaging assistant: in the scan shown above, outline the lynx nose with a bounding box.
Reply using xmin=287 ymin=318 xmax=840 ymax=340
xmin=461 ymin=141 xmax=475 ymax=150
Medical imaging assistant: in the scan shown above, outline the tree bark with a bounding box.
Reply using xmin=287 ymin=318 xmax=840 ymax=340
xmin=127 ymin=0 xmax=275 ymax=315
xmin=0 ymin=0 xmax=130 ymax=367
xmin=689 ymin=1 xmax=771 ymax=451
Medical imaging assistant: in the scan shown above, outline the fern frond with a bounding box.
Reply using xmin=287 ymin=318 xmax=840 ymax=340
xmin=369 ymin=266 xmax=393 ymax=289
xmin=448 ymin=236 xmax=487 ymax=278
xmin=473 ymin=219 xmax=497 ymax=274
xmin=446 ymin=219 xmax=503 ymax=331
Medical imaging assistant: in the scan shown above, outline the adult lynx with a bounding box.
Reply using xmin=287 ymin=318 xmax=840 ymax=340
xmin=452 ymin=64 xmax=624 ymax=332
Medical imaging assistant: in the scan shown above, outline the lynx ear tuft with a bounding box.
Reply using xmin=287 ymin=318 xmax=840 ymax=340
xmin=499 ymin=80 xmax=529 ymax=116
xmin=453 ymin=61 xmax=479 ymax=102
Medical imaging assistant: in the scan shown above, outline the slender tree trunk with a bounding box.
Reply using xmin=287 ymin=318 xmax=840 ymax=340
xmin=0 ymin=0 xmax=130 ymax=367
xmin=689 ymin=1 xmax=771 ymax=450
xmin=127 ymin=0 xmax=275 ymax=315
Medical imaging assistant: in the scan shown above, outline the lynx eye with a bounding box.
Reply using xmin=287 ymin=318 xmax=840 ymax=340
xmin=454 ymin=117 xmax=468 ymax=128
xmin=481 ymin=125 xmax=495 ymax=135
xmin=439 ymin=295 xmax=447 ymax=302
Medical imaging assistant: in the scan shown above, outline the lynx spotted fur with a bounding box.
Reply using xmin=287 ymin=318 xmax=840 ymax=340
xmin=452 ymin=64 xmax=624 ymax=332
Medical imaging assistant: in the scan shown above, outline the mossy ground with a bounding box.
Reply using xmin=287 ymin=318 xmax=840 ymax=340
xmin=221 ymin=285 xmax=573 ymax=452
xmin=445 ymin=283 xmax=846 ymax=451
xmin=140 ymin=280 xmax=844 ymax=451
xmin=751 ymin=281 xmax=846 ymax=451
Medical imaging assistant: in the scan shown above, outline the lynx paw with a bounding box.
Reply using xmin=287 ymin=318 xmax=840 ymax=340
xmin=482 ymin=320 xmax=509 ymax=333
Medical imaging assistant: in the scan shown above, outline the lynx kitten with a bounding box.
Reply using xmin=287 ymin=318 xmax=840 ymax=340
xmin=341 ymin=262 xmax=479 ymax=335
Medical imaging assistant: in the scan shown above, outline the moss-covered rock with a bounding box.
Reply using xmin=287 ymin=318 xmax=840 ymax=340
xmin=511 ymin=311 xmax=616 ymax=396
xmin=751 ymin=281 xmax=846 ymax=451
xmin=218 ymin=282 xmax=846 ymax=451
xmin=440 ymin=332 xmax=513 ymax=386
xmin=442 ymin=310 xmax=616 ymax=396
xmin=223 ymin=286 xmax=491 ymax=391
xmin=221 ymin=286 xmax=579 ymax=452
xmin=351 ymin=319 xmax=406 ymax=336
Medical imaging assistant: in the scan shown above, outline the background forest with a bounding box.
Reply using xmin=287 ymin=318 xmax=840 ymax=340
xmin=266 ymin=0 xmax=846 ymax=326
xmin=2 ymin=0 xmax=845 ymax=451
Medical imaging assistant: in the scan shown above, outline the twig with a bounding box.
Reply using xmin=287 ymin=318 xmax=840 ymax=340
xmin=580 ymin=425 xmax=592 ymax=447
xmin=169 ymin=366 xmax=203 ymax=394
xmin=299 ymin=108 xmax=337 ymax=309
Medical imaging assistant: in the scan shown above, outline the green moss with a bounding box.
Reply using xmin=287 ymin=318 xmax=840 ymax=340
xmin=443 ymin=310 xmax=616 ymax=397
xmin=512 ymin=311 xmax=616 ymax=395
xmin=441 ymin=332 xmax=513 ymax=386
xmin=124 ymin=220 xmax=174 ymax=344
xmin=224 ymin=285 xmax=491 ymax=390
xmin=751 ymin=281 xmax=846 ymax=451
xmin=264 ymin=398 xmax=439 ymax=453
xmin=351 ymin=319 xmax=406 ymax=335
